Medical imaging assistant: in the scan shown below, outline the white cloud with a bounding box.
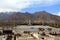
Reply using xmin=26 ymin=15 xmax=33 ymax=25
xmin=0 ymin=8 xmax=17 ymax=12
xmin=56 ymin=12 xmax=60 ymax=16
xmin=0 ymin=0 xmax=60 ymax=12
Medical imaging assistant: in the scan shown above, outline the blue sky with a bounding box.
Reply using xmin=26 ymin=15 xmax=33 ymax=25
xmin=0 ymin=0 xmax=60 ymax=16
xmin=21 ymin=4 xmax=60 ymax=14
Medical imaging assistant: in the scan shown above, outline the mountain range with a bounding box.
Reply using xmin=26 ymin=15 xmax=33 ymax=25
xmin=0 ymin=11 xmax=60 ymax=24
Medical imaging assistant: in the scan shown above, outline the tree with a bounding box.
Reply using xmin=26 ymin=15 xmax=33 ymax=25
xmin=47 ymin=28 xmax=52 ymax=31
xmin=38 ymin=28 xmax=45 ymax=31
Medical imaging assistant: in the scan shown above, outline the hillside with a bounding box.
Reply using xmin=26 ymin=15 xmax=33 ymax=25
xmin=0 ymin=11 xmax=60 ymax=27
xmin=6 ymin=11 xmax=60 ymax=23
